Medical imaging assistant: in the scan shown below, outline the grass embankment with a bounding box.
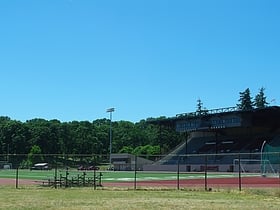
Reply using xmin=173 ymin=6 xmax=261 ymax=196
xmin=0 ymin=186 xmax=280 ymax=210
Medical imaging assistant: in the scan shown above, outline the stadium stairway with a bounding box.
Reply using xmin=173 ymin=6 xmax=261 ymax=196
xmin=153 ymin=132 xmax=217 ymax=165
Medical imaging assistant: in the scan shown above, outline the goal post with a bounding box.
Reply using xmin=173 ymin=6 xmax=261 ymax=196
xmin=0 ymin=161 xmax=12 ymax=169
xmin=261 ymin=143 xmax=280 ymax=176
xmin=233 ymin=159 xmax=264 ymax=173
xmin=232 ymin=152 xmax=279 ymax=176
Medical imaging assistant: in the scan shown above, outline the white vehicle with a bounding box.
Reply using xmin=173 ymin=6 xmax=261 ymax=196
xmin=30 ymin=163 xmax=50 ymax=170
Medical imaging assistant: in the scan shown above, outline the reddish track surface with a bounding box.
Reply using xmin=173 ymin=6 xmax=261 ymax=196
xmin=104 ymin=177 xmax=280 ymax=188
xmin=1 ymin=177 xmax=279 ymax=188
xmin=0 ymin=178 xmax=37 ymax=186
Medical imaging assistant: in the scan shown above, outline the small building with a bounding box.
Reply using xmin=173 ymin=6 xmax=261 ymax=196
xmin=111 ymin=153 xmax=154 ymax=171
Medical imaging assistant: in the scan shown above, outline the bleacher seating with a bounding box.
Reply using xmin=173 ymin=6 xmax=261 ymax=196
xmin=155 ymin=133 xmax=266 ymax=166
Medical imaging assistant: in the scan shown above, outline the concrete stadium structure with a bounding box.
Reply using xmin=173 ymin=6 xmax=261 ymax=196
xmin=145 ymin=106 xmax=280 ymax=172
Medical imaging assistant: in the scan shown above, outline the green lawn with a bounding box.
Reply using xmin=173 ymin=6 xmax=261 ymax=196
xmin=0 ymin=169 xmax=243 ymax=182
xmin=0 ymin=186 xmax=279 ymax=210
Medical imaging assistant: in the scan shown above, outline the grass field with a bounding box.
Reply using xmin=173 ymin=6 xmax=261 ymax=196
xmin=0 ymin=186 xmax=280 ymax=209
xmin=1 ymin=169 xmax=280 ymax=209
xmin=0 ymin=169 xmax=245 ymax=182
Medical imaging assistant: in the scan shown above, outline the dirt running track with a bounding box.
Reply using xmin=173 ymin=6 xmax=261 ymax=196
xmin=1 ymin=177 xmax=279 ymax=188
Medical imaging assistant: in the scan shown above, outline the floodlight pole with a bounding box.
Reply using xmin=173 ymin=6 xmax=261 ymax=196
xmin=107 ymin=108 xmax=115 ymax=169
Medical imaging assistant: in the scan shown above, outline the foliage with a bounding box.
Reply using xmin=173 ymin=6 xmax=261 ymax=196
xmin=237 ymin=88 xmax=253 ymax=110
xmin=196 ymin=98 xmax=208 ymax=115
xmin=254 ymin=87 xmax=269 ymax=108
xmin=119 ymin=146 xmax=134 ymax=154
xmin=27 ymin=145 xmax=43 ymax=166
xmin=196 ymin=98 xmax=203 ymax=112
xmin=0 ymin=117 xmax=183 ymax=158
xmin=238 ymin=87 xmax=270 ymax=110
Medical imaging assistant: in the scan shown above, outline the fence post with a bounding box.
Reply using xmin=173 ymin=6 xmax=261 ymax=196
xmin=238 ymin=153 xmax=242 ymax=191
xmin=134 ymin=155 xmax=137 ymax=190
xmin=93 ymin=169 xmax=97 ymax=190
xmin=16 ymin=167 xmax=19 ymax=189
xmin=54 ymin=155 xmax=58 ymax=189
xmin=65 ymin=167 xmax=69 ymax=188
xmin=204 ymin=155 xmax=207 ymax=191
xmin=177 ymin=155 xmax=180 ymax=190
xmin=278 ymin=152 xmax=280 ymax=187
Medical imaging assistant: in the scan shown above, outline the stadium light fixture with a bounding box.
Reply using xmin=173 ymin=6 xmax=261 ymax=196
xmin=107 ymin=108 xmax=115 ymax=170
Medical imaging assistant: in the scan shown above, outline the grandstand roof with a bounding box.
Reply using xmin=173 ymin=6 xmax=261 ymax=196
xmin=149 ymin=106 xmax=280 ymax=132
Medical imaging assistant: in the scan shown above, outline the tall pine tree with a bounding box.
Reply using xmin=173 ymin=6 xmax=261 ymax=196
xmin=237 ymin=88 xmax=253 ymax=110
xmin=254 ymin=87 xmax=269 ymax=108
xmin=196 ymin=98 xmax=208 ymax=115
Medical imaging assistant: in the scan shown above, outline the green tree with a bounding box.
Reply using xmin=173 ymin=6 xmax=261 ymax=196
xmin=113 ymin=121 xmax=135 ymax=152
xmin=131 ymin=145 xmax=161 ymax=160
xmin=26 ymin=119 xmax=61 ymax=154
xmin=237 ymin=88 xmax=253 ymax=110
xmin=27 ymin=145 xmax=43 ymax=166
xmin=93 ymin=119 xmax=110 ymax=155
xmin=254 ymin=87 xmax=269 ymax=108
xmin=196 ymin=98 xmax=203 ymax=113
xmin=119 ymin=146 xmax=134 ymax=154
xmin=0 ymin=119 xmax=29 ymax=154
xmin=196 ymin=98 xmax=208 ymax=115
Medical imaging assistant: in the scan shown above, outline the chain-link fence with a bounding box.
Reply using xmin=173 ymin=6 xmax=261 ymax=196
xmin=0 ymin=152 xmax=280 ymax=190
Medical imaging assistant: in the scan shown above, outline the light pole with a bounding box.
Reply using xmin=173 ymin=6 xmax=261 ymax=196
xmin=107 ymin=107 xmax=115 ymax=169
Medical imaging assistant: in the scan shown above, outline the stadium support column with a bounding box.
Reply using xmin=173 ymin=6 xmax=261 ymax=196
xmin=214 ymin=131 xmax=218 ymax=162
xmin=185 ymin=132 xmax=188 ymax=155
xmin=159 ymin=124 xmax=162 ymax=154
xmin=185 ymin=132 xmax=188 ymax=165
xmin=215 ymin=131 xmax=218 ymax=154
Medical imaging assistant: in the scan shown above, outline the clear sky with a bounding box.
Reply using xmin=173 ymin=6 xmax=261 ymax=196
xmin=0 ymin=0 xmax=279 ymax=122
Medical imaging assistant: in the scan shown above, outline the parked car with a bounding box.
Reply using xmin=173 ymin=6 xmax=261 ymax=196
xmin=30 ymin=163 xmax=51 ymax=170
xmin=77 ymin=165 xmax=99 ymax=171
xmin=87 ymin=165 xmax=100 ymax=170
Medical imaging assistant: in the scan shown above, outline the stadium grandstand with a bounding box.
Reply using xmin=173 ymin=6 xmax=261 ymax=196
xmin=145 ymin=106 xmax=280 ymax=172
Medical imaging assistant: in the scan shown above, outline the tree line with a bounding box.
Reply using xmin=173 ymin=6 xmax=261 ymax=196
xmin=0 ymin=117 xmax=183 ymax=157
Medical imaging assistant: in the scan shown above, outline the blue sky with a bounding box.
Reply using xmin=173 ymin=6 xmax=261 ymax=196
xmin=0 ymin=0 xmax=279 ymax=122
